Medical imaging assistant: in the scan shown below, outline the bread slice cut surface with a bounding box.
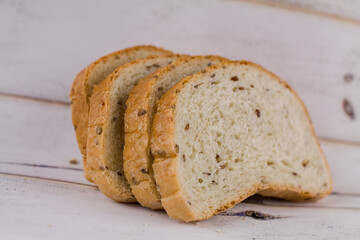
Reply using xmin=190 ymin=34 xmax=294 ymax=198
xmin=69 ymin=45 xmax=172 ymax=181
xmin=151 ymin=61 xmax=333 ymax=222
xmin=124 ymin=56 xmax=229 ymax=209
xmin=87 ymin=55 xmax=179 ymax=202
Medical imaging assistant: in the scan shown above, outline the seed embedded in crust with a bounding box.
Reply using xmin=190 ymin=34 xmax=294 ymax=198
xmin=207 ymin=62 xmax=212 ymax=66
xmin=183 ymin=154 xmax=186 ymax=162
xmin=141 ymin=168 xmax=149 ymax=174
xmin=239 ymin=87 xmax=244 ymax=90
xmin=132 ymin=177 xmax=139 ymax=185
xmin=292 ymin=172 xmax=298 ymax=176
xmin=188 ymin=201 xmax=192 ymax=205
xmin=74 ymin=125 xmax=77 ymax=131
xmin=115 ymin=55 xmax=120 ymax=59
xmin=211 ymin=74 xmax=216 ymax=78
xmin=250 ymin=84 xmax=254 ymax=88
xmin=117 ymin=171 xmax=123 ymax=176
xmin=194 ymin=83 xmax=204 ymax=88
xmin=201 ymin=70 xmax=206 ymax=73
xmin=211 ymin=180 xmax=218 ymax=185
xmin=96 ymin=126 xmax=102 ymax=135
xmin=174 ymin=144 xmax=179 ymax=153
xmin=230 ymin=76 xmax=239 ymax=81
xmin=255 ymin=109 xmax=261 ymax=118
xmin=203 ymin=172 xmax=211 ymax=176
xmin=185 ymin=123 xmax=190 ymax=130
xmin=156 ymin=150 xmax=166 ymax=157
xmin=138 ymin=109 xmax=147 ymax=116
xmin=152 ymin=64 xmax=160 ymax=68
xmin=158 ymin=87 xmax=163 ymax=91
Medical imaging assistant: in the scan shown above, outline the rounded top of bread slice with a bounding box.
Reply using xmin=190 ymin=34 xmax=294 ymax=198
xmin=151 ymin=61 xmax=333 ymax=221
xmin=124 ymin=55 xmax=229 ymax=209
xmin=69 ymin=45 xmax=172 ymax=156
xmin=87 ymin=54 xmax=179 ymax=202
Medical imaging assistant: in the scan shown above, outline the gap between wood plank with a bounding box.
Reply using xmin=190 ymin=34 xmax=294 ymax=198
xmin=0 ymin=91 xmax=70 ymax=106
xmin=233 ymin=0 xmax=360 ymax=26
xmin=0 ymin=161 xmax=83 ymax=172
xmin=0 ymin=172 xmax=95 ymax=188
xmin=318 ymin=137 xmax=360 ymax=148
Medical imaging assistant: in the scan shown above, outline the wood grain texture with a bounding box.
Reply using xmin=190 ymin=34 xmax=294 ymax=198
xmin=260 ymin=0 xmax=360 ymax=22
xmin=1 ymin=174 xmax=359 ymax=240
xmin=0 ymin=95 xmax=87 ymax=185
xmin=0 ymin=0 xmax=359 ymax=142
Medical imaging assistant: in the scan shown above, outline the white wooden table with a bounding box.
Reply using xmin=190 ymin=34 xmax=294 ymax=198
xmin=1 ymin=0 xmax=360 ymax=239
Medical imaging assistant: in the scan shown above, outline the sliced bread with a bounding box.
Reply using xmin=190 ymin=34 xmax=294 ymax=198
xmin=151 ymin=61 xmax=333 ymax=221
xmin=124 ymin=56 xmax=229 ymax=209
xmin=69 ymin=46 xmax=172 ymax=181
xmin=87 ymin=55 xmax=179 ymax=202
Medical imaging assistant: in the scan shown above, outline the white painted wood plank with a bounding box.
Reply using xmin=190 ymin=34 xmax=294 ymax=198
xmin=0 ymin=95 xmax=87 ymax=185
xmin=262 ymin=0 xmax=360 ymax=22
xmin=1 ymin=174 xmax=359 ymax=240
xmin=0 ymin=0 xmax=359 ymax=142
xmin=1 ymin=96 xmax=359 ymax=194
xmin=321 ymin=141 xmax=360 ymax=195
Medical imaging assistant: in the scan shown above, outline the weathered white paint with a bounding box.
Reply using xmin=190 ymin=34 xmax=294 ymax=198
xmin=0 ymin=0 xmax=359 ymax=142
xmin=1 ymin=174 xmax=359 ymax=240
xmin=1 ymin=1 xmax=359 ymax=238
xmin=0 ymin=95 xmax=87 ymax=185
xmin=262 ymin=0 xmax=360 ymax=22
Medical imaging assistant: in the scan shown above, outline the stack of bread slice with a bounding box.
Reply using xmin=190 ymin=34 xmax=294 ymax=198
xmin=70 ymin=45 xmax=332 ymax=222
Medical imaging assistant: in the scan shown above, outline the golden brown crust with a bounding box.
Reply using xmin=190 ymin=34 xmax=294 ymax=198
xmin=87 ymin=55 xmax=176 ymax=202
xmin=69 ymin=46 xmax=173 ymax=182
xmin=124 ymin=56 xmax=229 ymax=209
xmin=151 ymin=61 xmax=333 ymax=222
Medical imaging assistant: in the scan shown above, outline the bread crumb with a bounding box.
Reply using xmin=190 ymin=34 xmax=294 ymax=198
xmin=69 ymin=159 xmax=78 ymax=165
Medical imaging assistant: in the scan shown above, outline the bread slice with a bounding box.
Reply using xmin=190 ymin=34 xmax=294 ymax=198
xmin=87 ymin=55 xmax=179 ymax=202
xmin=124 ymin=56 xmax=229 ymax=209
xmin=151 ymin=61 xmax=333 ymax=221
xmin=69 ymin=46 xmax=172 ymax=182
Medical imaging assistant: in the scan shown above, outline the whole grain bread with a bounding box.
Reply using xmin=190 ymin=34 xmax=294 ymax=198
xmin=69 ymin=46 xmax=172 ymax=182
xmin=151 ymin=61 xmax=333 ymax=221
xmin=124 ymin=56 xmax=229 ymax=209
xmin=87 ymin=55 xmax=179 ymax=202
